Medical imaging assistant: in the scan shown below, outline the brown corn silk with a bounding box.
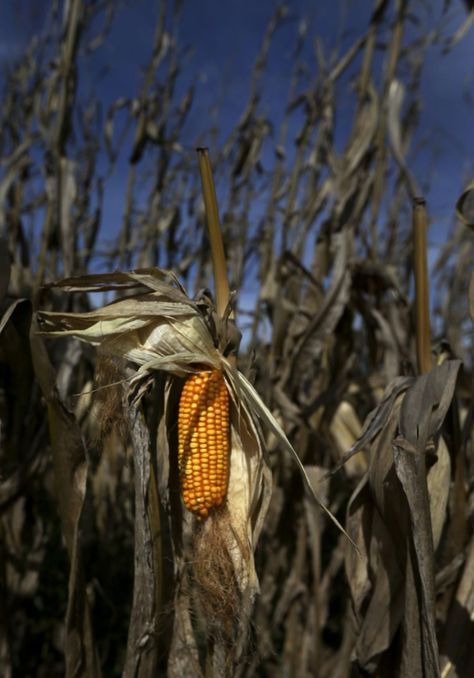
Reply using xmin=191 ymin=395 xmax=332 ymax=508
xmin=178 ymin=369 xmax=230 ymax=518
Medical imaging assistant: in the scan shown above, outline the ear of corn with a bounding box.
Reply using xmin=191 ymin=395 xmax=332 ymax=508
xmin=178 ymin=369 xmax=230 ymax=518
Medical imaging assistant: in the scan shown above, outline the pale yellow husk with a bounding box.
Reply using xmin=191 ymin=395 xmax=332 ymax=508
xmin=39 ymin=266 xmax=353 ymax=596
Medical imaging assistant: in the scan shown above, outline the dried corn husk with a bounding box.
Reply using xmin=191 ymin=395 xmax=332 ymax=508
xmin=38 ymin=266 xmax=351 ymax=608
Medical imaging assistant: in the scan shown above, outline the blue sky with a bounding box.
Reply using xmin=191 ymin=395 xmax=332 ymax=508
xmin=0 ymin=0 xmax=473 ymax=261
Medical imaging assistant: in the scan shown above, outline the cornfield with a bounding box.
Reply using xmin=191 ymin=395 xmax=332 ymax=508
xmin=1 ymin=1 xmax=474 ymax=676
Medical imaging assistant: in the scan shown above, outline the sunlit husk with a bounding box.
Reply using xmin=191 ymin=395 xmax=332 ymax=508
xmin=39 ymin=269 xmax=221 ymax=377
xmin=224 ymin=395 xmax=272 ymax=594
xmin=39 ymin=266 xmax=351 ymax=598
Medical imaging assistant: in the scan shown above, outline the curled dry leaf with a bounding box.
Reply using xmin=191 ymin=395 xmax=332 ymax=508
xmin=345 ymin=361 xmax=461 ymax=675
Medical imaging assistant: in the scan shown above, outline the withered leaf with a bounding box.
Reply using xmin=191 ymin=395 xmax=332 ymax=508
xmin=397 ymin=360 xmax=461 ymax=452
xmin=456 ymin=180 xmax=474 ymax=229
xmin=392 ymin=360 xmax=460 ymax=677
xmin=29 ymin=316 xmax=101 ymax=678
xmin=333 ymin=376 xmax=412 ymax=474
xmin=346 ymin=361 xmax=461 ymax=675
xmin=387 ymin=79 xmax=419 ymax=199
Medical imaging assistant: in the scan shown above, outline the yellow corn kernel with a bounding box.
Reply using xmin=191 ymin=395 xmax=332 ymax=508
xmin=178 ymin=369 xmax=230 ymax=518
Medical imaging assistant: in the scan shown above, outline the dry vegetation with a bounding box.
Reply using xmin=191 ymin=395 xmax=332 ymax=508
xmin=1 ymin=1 xmax=474 ymax=676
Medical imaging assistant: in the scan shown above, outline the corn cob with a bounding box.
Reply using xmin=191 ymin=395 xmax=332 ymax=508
xmin=178 ymin=369 xmax=230 ymax=518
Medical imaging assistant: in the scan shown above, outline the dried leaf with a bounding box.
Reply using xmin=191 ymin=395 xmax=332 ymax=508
xmin=59 ymin=157 xmax=77 ymax=277
xmin=329 ymin=400 xmax=366 ymax=477
xmin=29 ymin=316 xmax=101 ymax=677
xmin=343 ymin=82 xmax=378 ymax=178
xmin=456 ymin=180 xmax=474 ymax=229
xmin=230 ymin=367 xmax=355 ymax=545
xmin=346 ymin=395 xmax=406 ymax=671
xmin=288 ymin=228 xmax=352 ymax=389
xmin=333 ymin=376 xmax=413 ymax=474
xmin=392 ymin=361 xmax=460 ymax=676
xmin=39 ymin=276 xmax=221 ymax=376
xmin=346 ymin=362 xmax=461 ymax=674
xmin=444 ymin=8 xmax=474 ymax=51
xmin=387 ymin=79 xmax=419 ymax=198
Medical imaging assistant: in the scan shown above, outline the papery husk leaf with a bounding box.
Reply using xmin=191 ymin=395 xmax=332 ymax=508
xmin=39 ymin=287 xmax=220 ymax=376
xmin=102 ymin=317 xmax=219 ymax=375
xmin=225 ymin=365 xmax=356 ymax=546
xmin=223 ymin=399 xmax=272 ymax=596
xmin=44 ymin=267 xmax=187 ymax=295
xmin=42 ymin=298 xmax=197 ymax=324
xmin=134 ymin=352 xmax=219 ymax=376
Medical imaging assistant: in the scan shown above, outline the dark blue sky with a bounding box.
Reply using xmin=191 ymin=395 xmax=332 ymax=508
xmin=0 ymin=0 xmax=473 ymax=260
